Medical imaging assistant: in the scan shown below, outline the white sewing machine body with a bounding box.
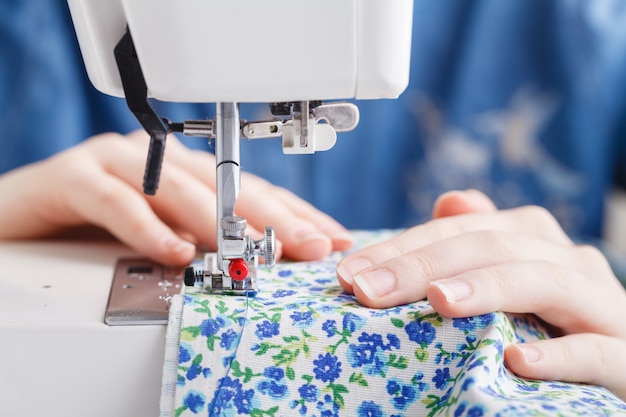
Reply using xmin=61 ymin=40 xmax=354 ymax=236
xmin=68 ymin=0 xmax=413 ymax=102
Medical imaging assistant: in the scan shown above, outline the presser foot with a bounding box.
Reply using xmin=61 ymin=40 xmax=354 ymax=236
xmin=184 ymin=216 xmax=274 ymax=296
xmin=102 ymin=250 xmax=261 ymax=327
xmin=183 ymin=253 xmax=259 ymax=296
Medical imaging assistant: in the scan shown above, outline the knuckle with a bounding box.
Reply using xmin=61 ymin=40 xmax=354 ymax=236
xmin=494 ymin=270 xmax=515 ymax=296
xmin=52 ymin=152 xmax=82 ymax=180
xmin=574 ymin=244 xmax=611 ymax=271
xmin=241 ymin=173 xmax=275 ymax=194
xmin=385 ymin=238 xmax=406 ymax=259
xmin=476 ymin=229 xmax=515 ymax=259
xmin=569 ymin=337 xmax=608 ymax=384
xmin=427 ymin=216 xmax=469 ymax=240
xmin=270 ymin=183 xmax=296 ymax=199
xmin=125 ymin=130 xmax=150 ymax=143
xmin=94 ymin=180 xmax=122 ymax=207
xmin=537 ymin=261 xmax=573 ymax=308
xmin=556 ymin=339 xmax=576 ymax=370
xmin=515 ymin=205 xmax=572 ymax=243
xmin=358 ymin=236 xmax=404 ymax=263
xmin=553 ymin=336 xmax=607 ymax=384
xmin=542 ymin=260 xmax=570 ymax=288
xmin=89 ymin=132 xmax=126 ymax=148
xmin=575 ymin=244 xmax=603 ymax=261
xmin=481 ymin=267 xmax=512 ymax=299
xmin=92 ymin=183 xmax=146 ymax=234
xmin=126 ymin=216 xmax=151 ymax=236
xmin=159 ymin=165 xmax=186 ymax=191
xmin=193 ymin=149 xmax=216 ymax=165
xmin=517 ymin=205 xmax=554 ymax=223
xmin=590 ymin=337 xmax=608 ymax=382
xmin=407 ymin=251 xmax=441 ymax=281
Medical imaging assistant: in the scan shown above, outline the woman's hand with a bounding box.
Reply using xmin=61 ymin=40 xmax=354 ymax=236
xmin=337 ymin=189 xmax=626 ymax=400
xmin=0 ymin=131 xmax=353 ymax=265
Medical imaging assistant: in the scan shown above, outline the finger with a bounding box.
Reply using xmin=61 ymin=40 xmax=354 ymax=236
xmin=139 ymin=132 xmax=218 ymax=187
xmin=65 ymin=165 xmax=196 ymax=266
xmin=427 ymin=259 xmax=626 ymax=336
xmin=346 ymin=229 xmax=581 ymax=308
xmin=112 ymin=131 xmax=217 ymax=194
xmin=505 ymin=335 xmax=626 ymax=401
xmin=432 ymin=189 xmax=497 ymax=219
xmin=337 ymin=206 xmax=572 ymax=293
xmin=147 ymin=163 xmax=218 ymax=248
xmin=257 ymin=178 xmax=354 ymax=251
xmin=237 ymin=174 xmax=351 ymax=261
xmin=146 ymin=137 xmax=298 ymax=258
xmin=134 ymin=132 xmax=352 ymax=259
xmin=171 ymin=138 xmax=354 ymax=255
xmin=89 ymin=134 xmax=220 ymax=249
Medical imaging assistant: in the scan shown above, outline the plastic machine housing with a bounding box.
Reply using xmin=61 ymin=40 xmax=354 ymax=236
xmin=67 ymin=0 xmax=413 ymax=103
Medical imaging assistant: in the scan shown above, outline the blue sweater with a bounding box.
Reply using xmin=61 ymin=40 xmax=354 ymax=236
xmin=2 ymin=0 xmax=626 ymax=242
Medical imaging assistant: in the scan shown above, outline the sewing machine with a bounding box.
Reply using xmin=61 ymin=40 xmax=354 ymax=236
xmin=0 ymin=1 xmax=412 ymax=415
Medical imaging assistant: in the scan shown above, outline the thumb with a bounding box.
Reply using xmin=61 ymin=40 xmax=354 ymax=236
xmin=505 ymin=334 xmax=626 ymax=401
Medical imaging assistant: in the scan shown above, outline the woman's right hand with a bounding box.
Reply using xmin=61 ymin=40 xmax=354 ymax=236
xmin=0 ymin=131 xmax=353 ymax=266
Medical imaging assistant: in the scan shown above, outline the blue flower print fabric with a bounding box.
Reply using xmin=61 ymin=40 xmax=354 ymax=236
xmin=160 ymin=231 xmax=626 ymax=417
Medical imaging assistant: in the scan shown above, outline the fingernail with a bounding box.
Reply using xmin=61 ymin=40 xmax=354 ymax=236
xmin=291 ymin=230 xmax=332 ymax=253
xmin=331 ymin=230 xmax=354 ymax=241
xmin=337 ymin=257 xmax=372 ymax=285
xmin=300 ymin=232 xmax=332 ymax=251
xmin=431 ymin=279 xmax=472 ymax=303
xmin=331 ymin=232 xmax=354 ymax=248
xmin=293 ymin=228 xmax=322 ymax=240
xmin=174 ymin=241 xmax=196 ymax=253
xmin=517 ymin=345 xmax=542 ymax=363
xmin=354 ymin=268 xmax=396 ymax=300
xmin=164 ymin=237 xmax=196 ymax=254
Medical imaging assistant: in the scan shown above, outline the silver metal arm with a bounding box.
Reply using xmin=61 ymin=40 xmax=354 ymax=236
xmin=214 ymin=102 xmax=276 ymax=286
xmin=215 ymin=102 xmax=240 ymax=221
xmin=215 ymin=102 xmax=241 ymax=273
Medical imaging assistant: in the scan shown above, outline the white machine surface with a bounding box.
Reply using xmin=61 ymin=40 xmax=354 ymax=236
xmin=0 ymin=240 xmax=164 ymax=416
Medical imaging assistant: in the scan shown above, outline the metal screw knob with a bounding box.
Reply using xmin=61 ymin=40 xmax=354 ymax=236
xmin=263 ymin=226 xmax=276 ymax=268
xmin=249 ymin=226 xmax=276 ymax=268
xmin=221 ymin=216 xmax=247 ymax=237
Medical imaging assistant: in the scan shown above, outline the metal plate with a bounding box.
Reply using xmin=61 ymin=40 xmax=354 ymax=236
xmin=104 ymin=258 xmax=184 ymax=325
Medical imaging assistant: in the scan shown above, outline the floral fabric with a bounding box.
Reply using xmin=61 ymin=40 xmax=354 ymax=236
xmin=160 ymin=231 xmax=626 ymax=417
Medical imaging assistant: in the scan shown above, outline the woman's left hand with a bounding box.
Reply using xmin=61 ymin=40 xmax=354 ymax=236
xmin=336 ymin=189 xmax=626 ymax=400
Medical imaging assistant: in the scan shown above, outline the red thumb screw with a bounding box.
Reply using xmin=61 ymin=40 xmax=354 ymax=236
xmin=228 ymin=259 xmax=248 ymax=281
